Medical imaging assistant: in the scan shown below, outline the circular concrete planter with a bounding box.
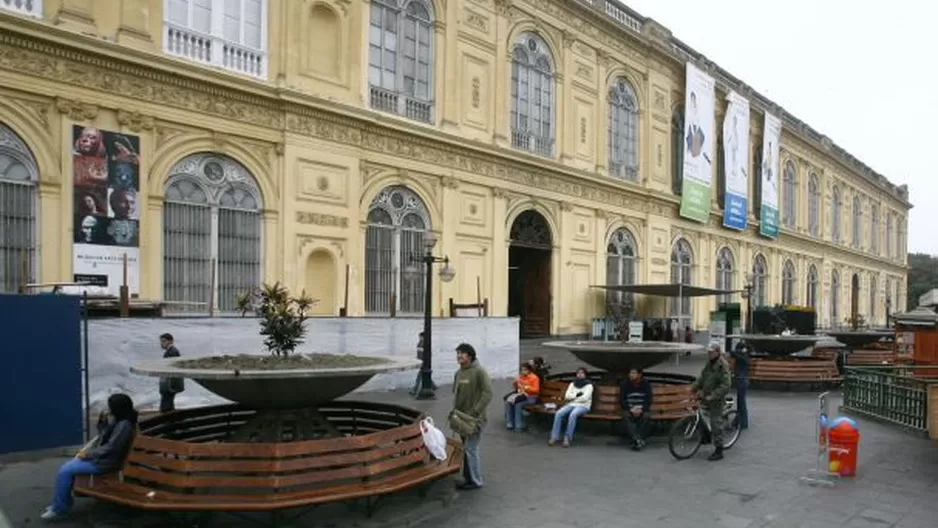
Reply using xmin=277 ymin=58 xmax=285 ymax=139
xmin=131 ymin=356 xmax=421 ymax=409
xmin=729 ymin=334 xmax=823 ymax=356
xmin=542 ymin=340 xmax=703 ymax=373
xmin=823 ymin=331 xmax=893 ymax=349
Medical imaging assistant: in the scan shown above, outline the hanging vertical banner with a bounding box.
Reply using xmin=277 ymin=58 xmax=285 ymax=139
xmin=759 ymin=113 xmax=782 ymax=238
xmin=721 ymin=91 xmax=750 ymax=230
xmin=72 ymin=125 xmax=141 ymax=294
xmin=679 ymin=62 xmax=716 ymax=224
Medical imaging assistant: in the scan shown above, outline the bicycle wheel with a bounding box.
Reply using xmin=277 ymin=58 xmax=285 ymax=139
xmin=721 ymin=410 xmax=741 ymax=449
xmin=668 ymin=415 xmax=703 ymax=460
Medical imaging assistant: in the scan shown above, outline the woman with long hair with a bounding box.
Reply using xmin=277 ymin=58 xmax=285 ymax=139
xmin=548 ymin=367 xmax=594 ymax=447
xmin=41 ymin=393 xmax=138 ymax=521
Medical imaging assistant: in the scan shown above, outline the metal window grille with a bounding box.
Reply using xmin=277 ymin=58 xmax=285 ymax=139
xmin=608 ymin=78 xmax=639 ymax=181
xmin=782 ymin=260 xmax=795 ymax=305
xmin=511 ymin=34 xmax=554 ymax=157
xmin=752 ymin=255 xmax=767 ymax=307
xmin=0 ymin=127 xmax=38 ymax=293
xmin=364 ymin=186 xmax=429 ymax=315
xmin=669 ymin=239 xmax=693 ymax=325
xmin=715 ymin=248 xmax=735 ymax=304
xmin=163 ymin=201 xmax=212 ymax=311
xmin=605 ymin=228 xmax=637 ymax=310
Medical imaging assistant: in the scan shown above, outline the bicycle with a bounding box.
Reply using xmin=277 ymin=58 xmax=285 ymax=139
xmin=668 ymin=395 xmax=741 ymax=460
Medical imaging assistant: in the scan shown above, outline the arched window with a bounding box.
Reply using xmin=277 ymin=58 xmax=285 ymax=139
xmin=511 ymin=33 xmax=555 ymax=157
xmin=869 ymin=274 xmax=877 ymax=325
xmin=608 ymin=77 xmax=639 ymax=181
xmin=606 ymin=227 xmax=638 ymax=311
xmin=781 ymin=259 xmax=796 ymax=305
xmin=807 ymin=265 xmax=819 ymax=312
xmin=670 ymin=107 xmax=684 ymax=195
xmin=751 ymin=254 xmax=767 ymax=307
xmin=782 ymin=160 xmax=797 ymax=229
xmin=870 ymin=204 xmax=879 ymax=254
xmin=368 ymin=0 xmax=435 ymax=123
xmin=715 ymin=247 xmax=735 ymax=303
xmin=831 ymin=269 xmax=841 ymax=324
xmin=365 ymin=185 xmax=430 ymax=314
xmin=669 ymin=238 xmax=693 ymax=326
xmin=808 ymin=173 xmax=820 ymax=237
xmin=163 ymin=153 xmax=263 ymax=313
xmin=852 ymin=195 xmax=861 ymax=248
xmin=831 ymin=185 xmax=841 ymax=243
xmin=886 ymin=213 xmax=894 ymax=258
xmin=0 ymin=124 xmax=38 ymax=293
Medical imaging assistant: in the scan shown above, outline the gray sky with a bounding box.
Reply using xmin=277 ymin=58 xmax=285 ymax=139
xmin=621 ymin=0 xmax=935 ymax=255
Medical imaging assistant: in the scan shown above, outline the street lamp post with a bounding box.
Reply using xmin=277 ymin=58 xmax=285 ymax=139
xmin=414 ymin=232 xmax=456 ymax=400
xmin=742 ymin=272 xmax=754 ymax=333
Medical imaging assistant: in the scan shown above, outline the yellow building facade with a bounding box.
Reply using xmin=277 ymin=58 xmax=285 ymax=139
xmin=0 ymin=0 xmax=910 ymax=336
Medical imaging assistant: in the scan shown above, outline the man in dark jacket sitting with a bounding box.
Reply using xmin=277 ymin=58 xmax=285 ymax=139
xmin=620 ymin=367 xmax=653 ymax=450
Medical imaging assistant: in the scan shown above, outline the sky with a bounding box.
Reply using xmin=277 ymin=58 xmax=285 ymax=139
xmin=620 ymin=0 xmax=936 ymax=255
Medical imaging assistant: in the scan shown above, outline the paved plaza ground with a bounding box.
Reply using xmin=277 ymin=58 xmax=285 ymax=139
xmin=2 ymin=342 xmax=938 ymax=527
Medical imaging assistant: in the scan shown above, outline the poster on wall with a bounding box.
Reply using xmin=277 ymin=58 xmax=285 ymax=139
xmin=71 ymin=125 xmax=141 ymax=294
xmin=679 ymin=62 xmax=716 ymax=224
xmin=759 ymin=113 xmax=782 ymax=238
xmin=721 ymin=91 xmax=750 ymax=230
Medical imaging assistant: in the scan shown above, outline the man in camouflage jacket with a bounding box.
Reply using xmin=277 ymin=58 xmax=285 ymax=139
xmin=691 ymin=342 xmax=732 ymax=461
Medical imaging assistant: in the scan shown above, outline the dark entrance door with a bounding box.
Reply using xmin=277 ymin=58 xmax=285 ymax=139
xmin=508 ymin=210 xmax=552 ymax=338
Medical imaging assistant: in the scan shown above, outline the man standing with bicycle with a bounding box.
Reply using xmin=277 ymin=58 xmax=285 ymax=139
xmin=691 ymin=342 xmax=732 ymax=461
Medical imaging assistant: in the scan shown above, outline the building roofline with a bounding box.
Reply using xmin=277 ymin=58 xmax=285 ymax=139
xmin=571 ymin=0 xmax=911 ymax=208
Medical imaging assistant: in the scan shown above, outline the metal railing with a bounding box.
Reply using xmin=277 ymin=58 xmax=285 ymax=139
xmin=369 ymin=86 xmax=433 ymax=124
xmin=1 ymin=0 xmax=41 ymax=18
xmin=841 ymin=365 xmax=938 ymax=433
xmin=163 ymin=23 xmax=266 ymax=79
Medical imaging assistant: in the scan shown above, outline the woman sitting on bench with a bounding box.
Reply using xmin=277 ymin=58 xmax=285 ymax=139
xmin=41 ymin=393 xmax=138 ymax=521
xmin=548 ymin=368 xmax=593 ymax=448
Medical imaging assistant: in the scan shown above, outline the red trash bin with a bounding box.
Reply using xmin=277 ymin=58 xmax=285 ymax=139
xmin=828 ymin=418 xmax=860 ymax=477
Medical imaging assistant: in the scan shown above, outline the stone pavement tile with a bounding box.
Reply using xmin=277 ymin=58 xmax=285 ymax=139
xmin=849 ymin=508 xmax=904 ymax=526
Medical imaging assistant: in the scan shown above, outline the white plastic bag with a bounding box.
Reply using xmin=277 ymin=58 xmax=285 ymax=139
xmin=420 ymin=417 xmax=448 ymax=461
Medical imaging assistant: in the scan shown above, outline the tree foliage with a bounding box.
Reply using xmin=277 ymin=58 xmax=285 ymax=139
xmin=236 ymin=283 xmax=315 ymax=357
xmin=907 ymin=253 xmax=938 ymax=310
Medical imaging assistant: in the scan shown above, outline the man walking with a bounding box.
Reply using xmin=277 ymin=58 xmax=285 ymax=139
xmin=451 ymin=343 xmax=492 ymax=491
xmin=730 ymin=342 xmax=750 ymax=429
xmin=620 ymin=367 xmax=653 ymax=450
xmin=158 ymin=333 xmax=185 ymax=412
xmin=691 ymin=342 xmax=732 ymax=461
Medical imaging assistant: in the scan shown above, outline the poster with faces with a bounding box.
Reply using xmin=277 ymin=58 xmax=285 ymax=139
xmin=72 ymin=125 xmax=141 ymax=294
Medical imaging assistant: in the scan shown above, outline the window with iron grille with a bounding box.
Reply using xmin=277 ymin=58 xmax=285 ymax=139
xmin=806 ymin=265 xmax=819 ymax=312
xmin=368 ymin=0 xmax=434 ymax=123
xmin=669 ymin=238 xmax=693 ymax=327
xmin=782 ymin=160 xmax=797 ymax=228
xmin=608 ymin=78 xmax=639 ymax=181
xmin=0 ymin=123 xmax=37 ymax=293
xmin=715 ymin=247 xmax=735 ymax=303
xmin=364 ymin=186 xmax=430 ymax=314
xmin=606 ymin=227 xmax=638 ymax=312
xmin=781 ymin=259 xmax=795 ymax=305
xmin=808 ymin=173 xmax=820 ymax=237
xmin=751 ymin=253 xmax=767 ymax=307
xmin=162 ymin=153 xmax=262 ymax=313
xmin=511 ymin=33 xmax=555 ymax=157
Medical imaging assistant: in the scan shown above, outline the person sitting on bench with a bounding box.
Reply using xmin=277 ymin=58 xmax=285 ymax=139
xmin=620 ymin=367 xmax=653 ymax=450
xmin=548 ymin=368 xmax=593 ymax=448
xmin=42 ymin=393 xmax=138 ymax=521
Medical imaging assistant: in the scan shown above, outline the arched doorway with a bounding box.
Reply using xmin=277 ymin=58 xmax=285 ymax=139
xmin=305 ymin=249 xmax=337 ymax=316
xmin=850 ymin=273 xmax=860 ymax=327
xmin=508 ymin=210 xmax=552 ymax=338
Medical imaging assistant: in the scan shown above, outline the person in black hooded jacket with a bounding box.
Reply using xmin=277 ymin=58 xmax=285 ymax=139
xmin=41 ymin=393 xmax=138 ymax=521
xmin=620 ymin=368 xmax=653 ymax=450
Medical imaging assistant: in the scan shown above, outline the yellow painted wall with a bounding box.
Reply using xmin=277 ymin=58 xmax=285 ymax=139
xmin=0 ymin=0 xmax=910 ymax=333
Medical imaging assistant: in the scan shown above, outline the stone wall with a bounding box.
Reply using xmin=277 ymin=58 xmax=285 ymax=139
xmin=87 ymin=316 xmax=519 ymax=412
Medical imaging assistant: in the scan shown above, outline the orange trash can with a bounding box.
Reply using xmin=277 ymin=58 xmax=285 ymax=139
xmin=828 ymin=417 xmax=860 ymax=477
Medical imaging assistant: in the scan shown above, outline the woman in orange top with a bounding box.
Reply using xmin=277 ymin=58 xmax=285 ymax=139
xmin=504 ymin=363 xmax=541 ymax=431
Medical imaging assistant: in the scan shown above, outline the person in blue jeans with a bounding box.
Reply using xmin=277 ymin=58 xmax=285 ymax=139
xmin=548 ymin=368 xmax=594 ymax=447
xmin=504 ymin=363 xmax=541 ymax=431
xmin=41 ymin=393 xmax=138 ymax=521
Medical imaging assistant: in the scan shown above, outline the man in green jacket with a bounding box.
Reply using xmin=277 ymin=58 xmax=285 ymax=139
xmin=691 ymin=342 xmax=732 ymax=461
xmin=452 ymin=343 xmax=493 ymax=490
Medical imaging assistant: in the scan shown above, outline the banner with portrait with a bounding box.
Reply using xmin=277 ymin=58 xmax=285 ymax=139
xmin=721 ymin=91 xmax=751 ymax=230
xmin=679 ymin=62 xmax=716 ymax=224
xmin=72 ymin=125 xmax=141 ymax=294
xmin=759 ymin=113 xmax=782 ymax=238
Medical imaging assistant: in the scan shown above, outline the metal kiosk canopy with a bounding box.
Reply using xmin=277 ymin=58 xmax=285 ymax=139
xmin=591 ymin=282 xmax=742 ymax=321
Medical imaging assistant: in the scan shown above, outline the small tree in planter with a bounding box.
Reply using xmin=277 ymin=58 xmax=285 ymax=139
xmin=237 ymin=283 xmax=315 ymax=357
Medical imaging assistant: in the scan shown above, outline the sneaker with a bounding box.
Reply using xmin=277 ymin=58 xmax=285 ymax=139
xmin=708 ymin=449 xmax=724 ymax=461
xmin=41 ymin=508 xmax=64 ymax=521
xmin=562 ymin=438 xmax=570 ymax=448
xmin=547 ymin=439 xmax=556 ymax=446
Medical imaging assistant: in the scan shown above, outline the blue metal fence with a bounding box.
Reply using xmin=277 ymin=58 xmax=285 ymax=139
xmin=0 ymin=294 xmax=83 ymax=454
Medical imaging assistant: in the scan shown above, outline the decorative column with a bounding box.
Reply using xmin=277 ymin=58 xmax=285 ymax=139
xmin=492 ymin=0 xmax=511 ymax=148
xmin=439 ymin=176 xmax=460 ymax=314
xmin=38 ymin=181 xmax=63 ymax=286
xmin=490 ymin=188 xmax=510 ymax=315
xmin=438 ymin=4 xmax=458 ymax=131
xmin=595 ymin=50 xmax=612 ymax=176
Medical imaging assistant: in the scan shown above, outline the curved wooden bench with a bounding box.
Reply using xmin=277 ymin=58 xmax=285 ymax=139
xmin=74 ymin=407 xmax=462 ymax=523
xmin=749 ymin=357 xmax=841 ymax=383
xmin=812 ymin=348 xmax=897 ymax=366
xmin=527 ymin=380 xmax=693 ymax=424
